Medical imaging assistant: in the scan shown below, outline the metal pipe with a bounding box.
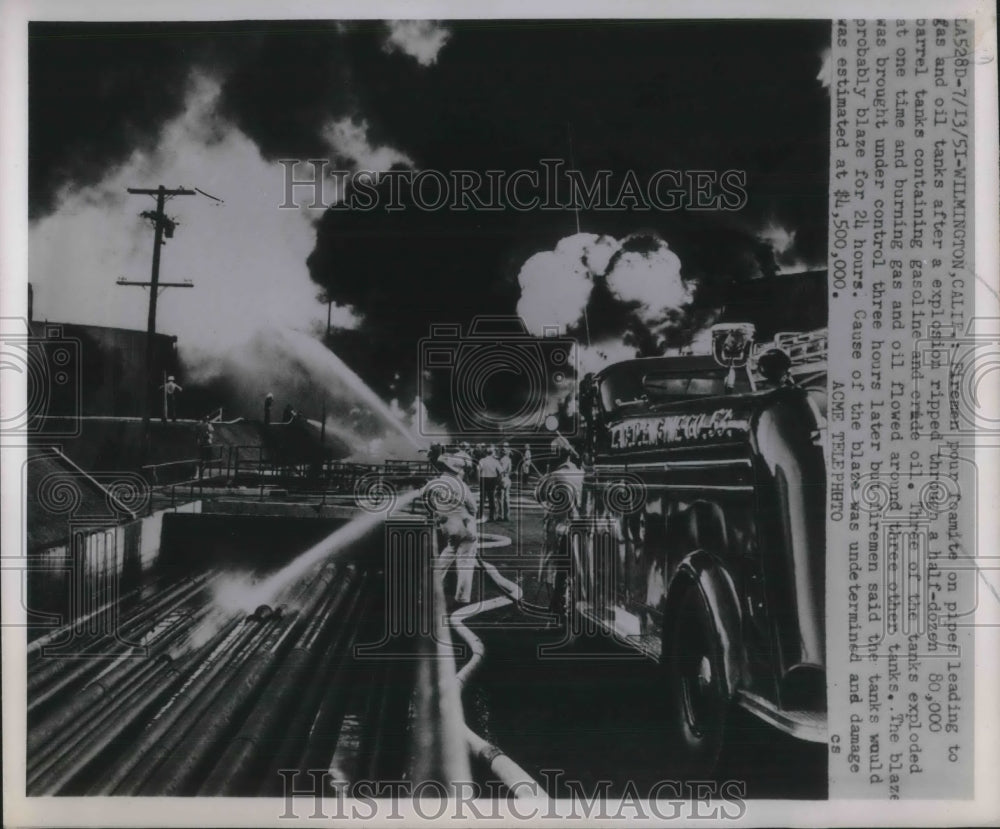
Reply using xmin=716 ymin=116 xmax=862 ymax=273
xmin=148 ymin=607 xmax=306 ymax=795
xmin=27 ymin=656 xmax=165 ymax=787
xmin=28 ymin=586 xmax=212 ymax=726
xmin=28 ymin=574 xmax=211 ymax=707
xmin=26 ymin=580 xmax=146 ymax=659
xmin=28 ymin=608 xmax=202 ymax=733
xmin=54 ymin=652 xmax=188 ymax=793
xmin=28 ymin=600 xmax=214 ymax=769
xmin=198 ymin=568 xmax=362 ymax=795
xmin=324 ymin=666 xmax=376 ymax=792
xmin=94 ymin=611 xmax=265 ymax=795
xmin=27 ymin=600 xmax=212 ymax=760
xmin=103 ymin=562 xmax=336 ymax=796
xmin=373 ymin=651 xmax=415 ymax=781
xmin=29 ymin=656 xmax=179 ymax=795
xmin=32 ymin=497 xmax=428 ymax=796
xmin=275 ymin=589 xmax=374 ymax=794
xmin=356 ymin=657 xmax=391 ymax=781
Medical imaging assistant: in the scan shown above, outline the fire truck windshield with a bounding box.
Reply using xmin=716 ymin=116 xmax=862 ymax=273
xmin=642 ymin=370 xmax=751 ymax=399
xmin=597 ymin=360 xmax=754 ymax=418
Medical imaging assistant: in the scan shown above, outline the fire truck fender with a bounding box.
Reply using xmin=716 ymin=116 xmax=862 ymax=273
xmin=664 ymin=549 xmax=743 ymax=698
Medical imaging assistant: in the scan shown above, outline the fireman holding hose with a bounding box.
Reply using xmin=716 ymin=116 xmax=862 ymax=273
xmin=425 ymin=445 xmax=479 ymax=604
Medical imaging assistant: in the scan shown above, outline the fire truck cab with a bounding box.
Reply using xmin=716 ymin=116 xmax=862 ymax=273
xmin=557 ymin=325 xmax=828 ymax=771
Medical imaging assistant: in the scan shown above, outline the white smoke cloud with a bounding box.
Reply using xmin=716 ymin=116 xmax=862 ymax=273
xmin=604 ymin=235 xmax=692 ymax=330
xmin=816 ymin=48 xmax=833 ymax=90
xmin=516 ymin=250 xmax=592 ymax=336
xmin=516 ymin=232 xmax=619 ymax=337
xmin=29 ymin=73 xmax=358 ymax=357
xmin=382 ymin=21 xmax=452 ymax=66
xmin=516 ymin=231 xmax=692 ymax=372
xmin=322 ymin=116 xmax=414 ymax=172
xmin=760 ymin=221 xmax=796 ymax=257
xmin=759 ymin=219 xmax=813 ymax=275
xmin=577 ymin=233 xmax=620 ymax=276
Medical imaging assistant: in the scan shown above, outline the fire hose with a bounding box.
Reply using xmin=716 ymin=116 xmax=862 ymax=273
xmin=448 ymin=531 xmax=547 ymax=799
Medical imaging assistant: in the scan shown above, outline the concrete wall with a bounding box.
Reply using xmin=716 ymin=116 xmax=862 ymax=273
xmin=156 ymin=512 xmax=350 ymax=583
xmin=28 ymin=520 xmax=142 ymax=637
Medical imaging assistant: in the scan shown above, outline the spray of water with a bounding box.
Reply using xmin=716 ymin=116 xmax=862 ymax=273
xmin=212 ymin=488 xmax=422 ymax=616
xmin=278 ymin=328 xmax=426 ymax=453
xmin=187 ymin=327 xmax=431 ymax=643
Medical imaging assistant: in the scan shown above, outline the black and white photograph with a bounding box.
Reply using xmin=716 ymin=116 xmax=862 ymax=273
xmin=2 ymin=3 xmax=997 ymax=826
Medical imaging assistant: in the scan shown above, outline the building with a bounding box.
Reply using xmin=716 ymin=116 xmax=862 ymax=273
xmin=27 ymin=319 xmax=179 ymax=418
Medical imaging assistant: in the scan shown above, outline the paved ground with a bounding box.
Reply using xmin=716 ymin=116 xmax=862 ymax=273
xmin=449 ymin=487 xmax=828 ymax=800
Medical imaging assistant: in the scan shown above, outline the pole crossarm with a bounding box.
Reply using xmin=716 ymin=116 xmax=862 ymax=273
xmin=127 ymin=187 xmax=197 ymax=196
xmin=116 ymin=280 xmax=194 ymax=288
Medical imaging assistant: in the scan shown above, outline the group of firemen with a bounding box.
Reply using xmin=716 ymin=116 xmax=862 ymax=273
xmin=431 ymin=440 xmax=543 ymax=522
xmin=426 ymin=438 xmax=579 ymax=606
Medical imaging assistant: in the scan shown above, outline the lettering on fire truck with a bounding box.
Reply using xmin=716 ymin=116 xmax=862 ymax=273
xmin=608 ymin=408 xmax=751 ymax=450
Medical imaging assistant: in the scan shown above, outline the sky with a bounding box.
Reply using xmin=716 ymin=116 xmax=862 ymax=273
xmin=28 ymin=19 xmax=831 ymax=433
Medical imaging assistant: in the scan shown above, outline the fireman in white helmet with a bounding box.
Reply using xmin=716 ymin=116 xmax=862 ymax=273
xmin=538 ymin=437 xmax=584 ymax=613
xmin=425 ymin=449 xmax=479 ymax=604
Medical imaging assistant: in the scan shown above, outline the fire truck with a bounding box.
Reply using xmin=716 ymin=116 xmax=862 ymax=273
xmin=547 ymin=323 xmax=829 ymax=772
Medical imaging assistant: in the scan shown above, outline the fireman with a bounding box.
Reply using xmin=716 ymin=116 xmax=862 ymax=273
xmin=538 ymin=438 xmax=584 ymax=613
xmin=519 ymin=443 xmax=537 ymax=485
xmin=757 ymin=347 xmax=795 ymax=387
xmin=497 ymin=441 xmax=513 ymax=521
xmin=195 ymin=415 xmax=214 ymax=479
xmin=477 ymin=446 xmax=501 ymax=522
xmin=426 ymin=450 xmax=479 ymax=604
xmin=159 ymin=375 xmax=183 ymax=422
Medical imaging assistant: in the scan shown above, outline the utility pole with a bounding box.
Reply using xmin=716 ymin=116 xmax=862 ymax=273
xmin=566 ymin=124 xmax=591 ymax=347
xmin=121 ymin=185 xmax=196 ymax=428
xmin=319 ymin=297 xmax=332 ymax=447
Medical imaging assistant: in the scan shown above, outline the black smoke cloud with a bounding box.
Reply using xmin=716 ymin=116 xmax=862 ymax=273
xmin=303 ymin=20 xmax=829 ymax=422
xmin=31 ymin=19 xmax=830 ymax=428
xmin=29 ymin=21 xmax=389 ymax=217
xmin=30 ymin=22 xmax=198 ymax=218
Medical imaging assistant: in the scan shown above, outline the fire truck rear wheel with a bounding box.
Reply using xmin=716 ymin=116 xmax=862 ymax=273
xmin=664 ymin=582 xmax=731 ymax=774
